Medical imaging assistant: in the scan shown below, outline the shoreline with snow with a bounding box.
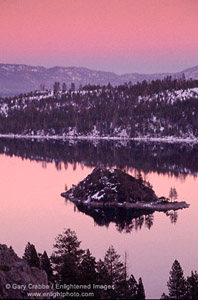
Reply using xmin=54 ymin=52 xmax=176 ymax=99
xmin=61 ymin=194 xmax=190 ymax=212
xmin=0 ymin=133 xmax=197 ymax=144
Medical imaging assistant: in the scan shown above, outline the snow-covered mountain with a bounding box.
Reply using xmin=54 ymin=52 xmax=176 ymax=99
xmin=0 ymin=63 xmax=198 ymax=96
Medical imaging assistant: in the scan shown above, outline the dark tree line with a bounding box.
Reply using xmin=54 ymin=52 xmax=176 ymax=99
xmin=23 ymin=231 xmax=198 ymax=299
xmin=0 ymin=77 xmax=198 ymax=137
xmin=23 ymin=229 xmax=145 ymax=299
xmin=161 ymin=260 xmax=198 ymax=299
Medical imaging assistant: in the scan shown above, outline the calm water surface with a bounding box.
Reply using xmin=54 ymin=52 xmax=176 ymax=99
xmin=0 ymin=139 xmax=197 ymax=299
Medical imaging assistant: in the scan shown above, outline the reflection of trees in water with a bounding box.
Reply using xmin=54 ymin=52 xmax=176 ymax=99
xmin=145 ymin=214 xmax=154 ymax=229
xmin=116 ymin=214 xmax=154 ymax=233
xmin=69 ymin=202 xmax=176 ymax=233
xmin=75 ymin=203 xmax=155 ymax=233
xmin=165 ymin=211 xmax=178 ymax=224
xmin=0 ymin=138 xmax=197 ymax=177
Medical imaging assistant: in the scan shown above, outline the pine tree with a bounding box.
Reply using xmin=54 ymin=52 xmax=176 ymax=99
xmin=169 ymin=187 xmax=178 ymax=202
xmin=186 ymin=271 xmax=198 ymax=299
xmin=40 ymin=251 xmax=53 ymax=281
xmin=59 ymin=254 xmax=80 ymax=284
xmin=23 ymin=242 xmax=40 ymax=268
xmin=70 ymin=82 xmax=75 ymax=92
xmin=39 ymin=83 xmax=45 ymax=91
xmin=79 ymin=249 xmax=98 ymax=298
xmin=53 ymin=82 xmax=60 ymax=95
xmin=167 ymin=260 xmax=187 ymax=299
xmin=62 ymin=82 xmax=67 ymax=92
xmin=103 ymin=245 xmax=126 ymax=298
xmin=126 ymin=274 xmax=138 ymax=299
xmin=136 ymin=277 xmax=145 ymax=299
xmin=52 ymin=228 xmax=83 ymax=258
xmin=96 ymin=259 xmax=109 ymax=299
xmin=51 ymin=228 xmax=84 ymax=283
xmin=104 ymin=245 xmax=125 ymax=284
xmin=80 ymin=249 xmax=97 ymax=284
xmin=136 ymin=171 xmax=143 ymax=185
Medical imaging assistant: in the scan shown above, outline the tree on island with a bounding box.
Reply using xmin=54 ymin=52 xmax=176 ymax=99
xmin=169 ymin=187 xmax=178 ymax=202
xmin=136 ymin=171 xmax=144 ymax=186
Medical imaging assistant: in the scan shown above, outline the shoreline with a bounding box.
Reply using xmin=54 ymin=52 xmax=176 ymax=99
xmin=61 ymin=194 xmax=190 ymax=211
xmin=0 ymin=133 xmax=197 ymax=144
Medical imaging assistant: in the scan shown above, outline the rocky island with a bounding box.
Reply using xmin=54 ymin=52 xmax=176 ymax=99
xmin=61 ymin=167 xmax=189 ymax=211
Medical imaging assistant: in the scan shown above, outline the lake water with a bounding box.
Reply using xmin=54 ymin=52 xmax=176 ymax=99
xmin=0 ymin=138 xmax=197 ymax=299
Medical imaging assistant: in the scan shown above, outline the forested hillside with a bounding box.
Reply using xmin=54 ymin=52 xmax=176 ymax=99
xmin=0 ymin=77 xmax=198 ymax=139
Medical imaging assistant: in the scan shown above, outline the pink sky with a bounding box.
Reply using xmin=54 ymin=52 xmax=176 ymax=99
xmin=0 ymin=0 xmax=198 ymax=73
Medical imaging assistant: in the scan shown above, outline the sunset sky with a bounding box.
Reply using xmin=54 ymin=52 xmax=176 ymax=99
xmin=0 ymin=0 xmax=198 ymax=74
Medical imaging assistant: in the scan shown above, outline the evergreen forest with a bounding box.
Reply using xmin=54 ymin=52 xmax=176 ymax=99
xmin=0 ymin=77 xmax=198 ymax=138
xmin=23 ymin=228 xmax=198 ymax=299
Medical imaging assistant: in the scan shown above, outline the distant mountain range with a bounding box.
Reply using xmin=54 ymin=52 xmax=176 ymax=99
xmin=0 ymin=63 xmax=198 ymax=96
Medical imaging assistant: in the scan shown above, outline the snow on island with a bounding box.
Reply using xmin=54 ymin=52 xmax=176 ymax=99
xmin=61 ymin=168 xmax=189 ymax=211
